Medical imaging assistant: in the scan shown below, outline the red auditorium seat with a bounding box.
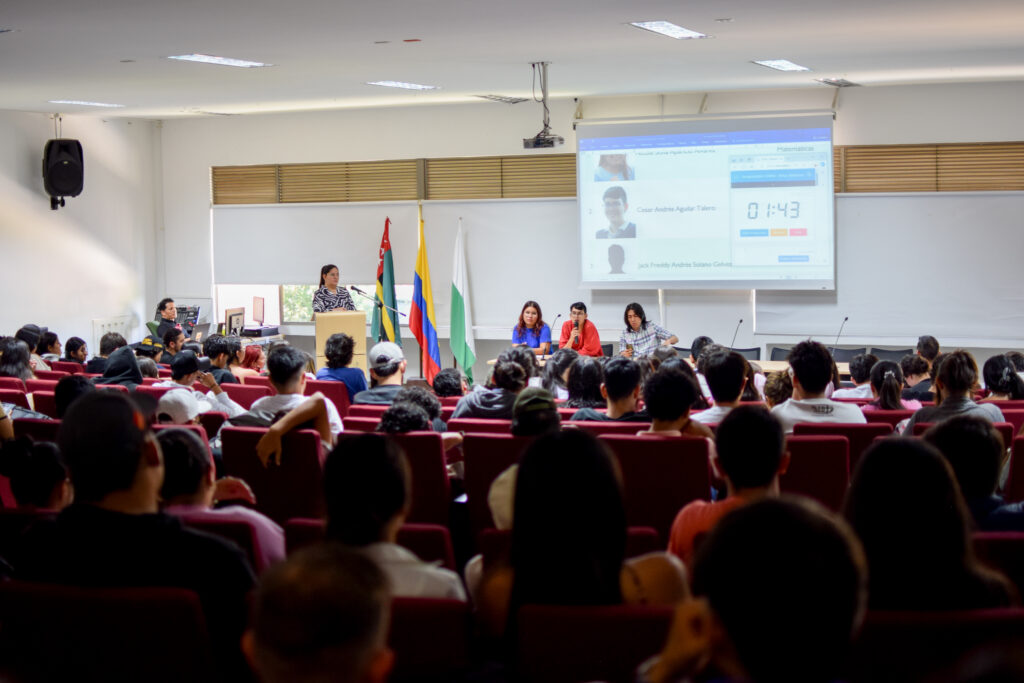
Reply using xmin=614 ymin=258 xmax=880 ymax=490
xmin=349 ymin=404 xmax=391 ymax=418
xmin=220 ymin=427 xmax=323 ymax=523
xmin=599 ymin=435 xmax=712 ymax=541
xmin=793 ymin=422 xmax=893 ymax=471
xmin=517 ymin=604 xmax=674 ymax=683
xmin=32 ymin=370 xmax=69 ymax=381
xmin=343 ymin=416 xmax=380 ymax=432
xmin=303 ymin=379 xmax=351 ymax=418
xmin=31 ymin=391 xmax=57 ymax=418
xmin=478 ymin=526 xmax=662 ymax=569
xmin=0 ymin=389 xmax=31 ymax=410
xmin=12 ymin=418 xmax=60 ymax=443
xmin=0 ymin=582 xmax=215 ymax=683
xmin=1008 ymin=437 xmax=1024 ymax=503
xmin=136 ymin=385 xmax=175 ymax=401
xmin=448 ymin=417 xmax=513 ymax=434
xmin=283 ymin=519 xmax=457 ymax=570
xmin=862 ymin=409 xmax=914 ymax=428
xmin=974 ymin=531 xmax=1024 ymax=597
xmin=385 ymin=432 xmax=451 ymax=526
xmin=198 ymin=411 xmax=228 ymax=441
xmin=241 ymin=375 xmax=274 ymax=390
xmin=152 ymin=423 xmax=211 ymax=457
xmin=157 ymin=368 xmax=173 ymax=378
xmin=999 ymin=409 xmax=1024 ymax=438
xmin=462 ymin=434 xmax=533 ymax=537
xmin=140 ymin=376 xmax=163 ymax=385
xmin=438 ymin=396 xmax=461 ymax=406
xmin=25 ymin=379 xmax=59 ymax=393
xmin=913 ymin=421 xmax=1014 ymax=449
xmin=389 ymin=598 xmax=472 ymax=683
xmin=49 ymin=361 xmax=85 ymax=374
xmin=220 ymin=383 xmax=271 ymax=409
xmin=781 ymin=435 xmax=850 ymax=511
xmin=175 ymin=515 xmax=261 ymax=571
xmin=0 ymin=377 xmax=25 ymax=391
xmin=570 ymin=420 xmax=651 ymax=436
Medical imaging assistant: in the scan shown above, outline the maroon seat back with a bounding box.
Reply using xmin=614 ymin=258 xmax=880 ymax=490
xmin=12 ymin=418 xmax=61 ymax=443
xmin=438 ymin=396 xmax=462 ymax=406
xmin=152 ymin=424 xmax=212 ymax=462
xmin=241 ymin=375 xmax=274 ymax=390
xmin=974 ymin=531 xmax=1024 ymax=597
xmin=781 ymin=435 xmax=850 ymax=511
xmin=348 ymin=404 xmax=391 ymax=418
xmin=284 ymin=517 xmax=325 ymax=555
xmin=304 ymin=379 xmax=351 ymax=418
xmin=140 ymin=377 xmax=163 ymax=385
xmin=221 ymin=427 xmax=323 ymax=523
xmin=0 ymin=581 xmax=214 ymax=683
xmin=176 ymin=515 xmax=261 ymax=571
xmin=852 ymin=608 xmax=1024 ymax=682
xmin=342 ymin=416 xmax=380 ymax=432
xmin=157 ymin=368 xmax=173 ymax=378
xmin=283 ymin=519 xmax=455 ymax=570
xmin=570 ymin=420 xmax=651 ymax=436
xmin=25 ymin=379 xmax=59 ymax=394
xmin=479 ymin=526 xmax=662 ymax=570
xmin=448 ymin=417 xmax=513 ymax=434
xmin=49 ymin=361 xmax=85 ymax=375
xmin=441 ymin=406 xmax=455 ymax=421
xmin=31 ymin=391 xmax=58 ymax=418
xmin=384 ymin=432 xmax=451 ymax=526
xmin=517 ymin=604 xmax=674 ymax=683
xmin=0 ymin=377 xmax=26 ymax=391
xmin=792 ymin=422 xmax=893 ymax=471
xmin=389 ymin=598 xmax=472 ymax=683
xmin=913 ymin=421 xmax=1014 ymax=448
xmin=32 ymin=370 xmax=69 ymax=381
xmin=0 ymin=389 xmax=30 ymax=409
xmin=220 ymin=383 xmax=271 ymax=409
xmin=0 ymin=477 xmax=16 ymax=508
xmin=1008 ymin=437 xmax=1024 ymax=503
xmin=462 ymin=434 xmax=533 ymax=537
xmin=600 ymin=435 xmax=712 ymax=541
xmin=1001 ymin=409 xmax=1024 ymax=439
xmin=862 ymin=409 xmax=914 ymax=427
xmin=136 ymin=385 xmax=175 ymax=401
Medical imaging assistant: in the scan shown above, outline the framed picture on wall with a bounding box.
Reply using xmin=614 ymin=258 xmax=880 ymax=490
xmin=225 ymin=307 xmax=245 ymax=336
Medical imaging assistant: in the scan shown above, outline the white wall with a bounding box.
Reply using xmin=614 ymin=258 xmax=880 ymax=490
xmin=0 ymin=111 xmax=161 ymax=351
xmin=156 ymin=81 xmax=1024 ymax=375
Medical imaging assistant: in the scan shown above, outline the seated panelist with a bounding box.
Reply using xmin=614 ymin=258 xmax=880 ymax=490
xmin=511 ymin=300 xmax=551 ymax=356
xmin=559 ymin=301 xmax=603 ymax=357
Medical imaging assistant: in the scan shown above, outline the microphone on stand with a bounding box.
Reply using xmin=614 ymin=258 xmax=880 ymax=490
xmin=831 ymin=316 xmax=849 ymax=356
xmin=729 ymin=318 xmax=744 ymax=348
xmin=349 ymin=285 xmax=369 ymax=295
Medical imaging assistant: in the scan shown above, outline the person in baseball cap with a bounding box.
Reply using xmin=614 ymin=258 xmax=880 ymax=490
xmin=156 ymin=389 xmax=210 ymax=425
xmin=352 ymin=342 xmax=407 ymax=405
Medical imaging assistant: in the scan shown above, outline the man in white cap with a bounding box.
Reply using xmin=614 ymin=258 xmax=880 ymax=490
xmin=353 ymin=342 xmax=407 ymax=405
xmin=155 ymin=351 xmax=246 ymax=417
xmin=156 ymin=389 xmax=205 ymax=425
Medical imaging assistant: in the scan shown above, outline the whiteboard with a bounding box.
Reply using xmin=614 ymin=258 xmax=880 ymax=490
xmin=755 ymin=193 xmax=1024 ymax=340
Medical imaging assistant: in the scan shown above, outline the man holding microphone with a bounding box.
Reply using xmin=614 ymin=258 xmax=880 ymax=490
xmin=559 ymin=302 xmax=603 ymax=357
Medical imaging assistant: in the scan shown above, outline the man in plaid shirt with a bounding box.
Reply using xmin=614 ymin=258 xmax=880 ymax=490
xmin=619 ymin=302 xmax=678 ymax=358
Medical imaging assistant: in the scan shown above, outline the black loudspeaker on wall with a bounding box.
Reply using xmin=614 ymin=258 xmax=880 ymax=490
xmin=42 ymin=138 xmax=84 ymax=210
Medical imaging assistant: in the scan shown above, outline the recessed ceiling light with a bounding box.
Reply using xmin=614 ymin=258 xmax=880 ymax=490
xmin=49 ymin=99 xmax=125 ymax=108
xmin=367 ymin=80 xmax=439 ymax=90
xmin=630 ymin=21 xmax=707 ymax=40
xmin=752 ymin=59 xmax=811 ymax=72
xmin=120 ymin=59 xmax=135 ymax=63
xmin=714 ymin=18 xmax=733 ymax=23
xmin=374 ymin=41 xmax=390 ymax=44
xmin=167 ymin=54 xmax=272 ymax=68
xmin=476 ymin=94 xmax=528 ymax=104
xmin=816 ymin=77 xmax=860 ymax=87
xmin=0 ymin=28 xmax=14 ymax=34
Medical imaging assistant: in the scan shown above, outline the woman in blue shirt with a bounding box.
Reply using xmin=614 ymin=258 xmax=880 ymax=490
xmin=511 ymin=300 xmax=551 ymax=356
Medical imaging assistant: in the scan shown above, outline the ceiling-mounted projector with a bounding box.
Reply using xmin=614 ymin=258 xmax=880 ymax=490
xmin=523 ymin=62 xmax=564 ymax=149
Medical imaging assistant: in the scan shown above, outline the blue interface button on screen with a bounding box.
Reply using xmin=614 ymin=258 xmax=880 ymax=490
xmin=740 ymin=229 xmax=770 ymax=237
xmin=778 ymin=255 xmax=810 ymax=263
xmin=730 ymin=169 xmax=816 ymax=184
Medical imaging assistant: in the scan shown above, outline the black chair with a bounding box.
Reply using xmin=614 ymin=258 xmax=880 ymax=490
xmin=870 ymin=347 xmax=914 ymax=362
xmin=830 ymin=347 xmax=867 ymax=362
xmin=730 ymin=347 xmax=761 ymax=361
xmin=770 ymin=347 xmax=790 ymax=361
xmin=601 ymin=343 xmax=613 ymax=357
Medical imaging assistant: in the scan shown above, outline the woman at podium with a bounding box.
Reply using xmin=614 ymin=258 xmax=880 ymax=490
xmin=312 ymin=264 xmax=356 ymax=314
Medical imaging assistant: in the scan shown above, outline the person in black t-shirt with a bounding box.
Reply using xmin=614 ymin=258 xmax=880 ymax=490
xmin=202 ymin=335 xmax=239 ymax=385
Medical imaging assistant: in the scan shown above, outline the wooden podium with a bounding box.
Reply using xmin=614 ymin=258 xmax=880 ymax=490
xmin=314 ymin=311 xmax=367 ymax=376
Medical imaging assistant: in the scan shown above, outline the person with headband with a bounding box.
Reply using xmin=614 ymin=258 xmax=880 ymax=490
xmin=312 ymin=264 xmax=355 ymax=315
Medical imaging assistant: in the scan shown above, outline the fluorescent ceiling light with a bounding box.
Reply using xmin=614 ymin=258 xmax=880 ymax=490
xmin=168 ymin=54 xmax=272 ymax=68
xmin=49 ymin=99 xmax=125 ymax=108
xmin=0 ymin=28 xmax=14 ymax=34
xmin=476 ymin=94 xmax=528 ymax=104
xmin=816 ymin=77 xmax=860 ymax=87
xmin=367 ymin=80 xmax=439 ymax=90
xmin=630 ymin=21 xmax=706 ymax=40
xmin=752 ymin=59 xmax=811 ymax=72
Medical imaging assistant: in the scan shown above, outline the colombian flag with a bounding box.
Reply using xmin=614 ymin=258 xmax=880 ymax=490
xmin=371 ymin=218 xmax=401 ymax=346
xmin=410 ymin=209 xmax=442 ymax=382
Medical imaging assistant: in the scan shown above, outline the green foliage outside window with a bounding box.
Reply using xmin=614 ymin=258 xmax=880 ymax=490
xmin=281 ymin=285 xmax=316 ymax=322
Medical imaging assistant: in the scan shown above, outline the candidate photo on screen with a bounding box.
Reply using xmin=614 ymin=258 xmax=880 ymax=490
xmin=595 ymin=186 xmax=636 ymax=239
xmin=594 ymin=153 xmax=635 ymax=181
xmin=608 ymin=244 xmax=626 ymax=274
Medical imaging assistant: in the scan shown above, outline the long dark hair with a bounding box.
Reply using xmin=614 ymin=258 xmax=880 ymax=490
xmin=0 ymin=338 xmax=33 ymax=381
xmin=515 ymin=301 xmax=546 ymax=338
xmin=623 ymin=303 xmax=647 ymax=332
xmin=510 ymin=431 xmax=626 ymax=613
xmin=565 ymin=356 xmax=605 ymax=409
xmin=869 ymin=361 xmax=905 ymax=410
xmin=983 ymin=354 xmax=1024 ymax=400
xmin=541 ymin=348 xmax=578 ymax=394
xmin=319 ymin=264 xmax=338 ymax=288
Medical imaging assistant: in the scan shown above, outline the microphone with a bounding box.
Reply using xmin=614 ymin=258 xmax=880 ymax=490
xmin=574 ymin=319 xmax=580 ymax=330
xmin=551 ymin=313 xmax=562 ymax=329
xmin=831 ymin=316 xmax=849 ymax=356
xmin=349 ymin=285 xmax=369 ymax=295
xmin=730 ymin=318 xmax=743 ymax=348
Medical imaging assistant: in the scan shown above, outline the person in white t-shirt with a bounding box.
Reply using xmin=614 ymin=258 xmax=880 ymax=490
xmin=771 ymin=341 xmax=867 ymax=434
xmin=831 ymin=353 xmax=878 ymax=400
xmin=693 ymin=350 xmax=750 ymax=425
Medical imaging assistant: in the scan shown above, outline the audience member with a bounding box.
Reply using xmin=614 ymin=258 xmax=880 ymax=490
xmin=96 ymin=345 xmax=144 ymax=390
xmin=0 ymin=439 xmax=72 ymax=510
xmin=642 ymin=497 xmax=866 ymax=683
xmin=668 ymin=406 xmax=787 ymax=566
xmin=54 ymin=375 xmax=95 ymax=418
xmin=918 ymin=334 xmax=941 ymax=364
xmin=315 ymin=332 xmax=368 ymax=402
xmin=133 ymin=334 xmax=165 ymax=365
xmin=11 ymin=391 xmax=256 ymax=677
xmin=137 ymin=356 xmax=159 ymax=378
xmin=477 ymin=430 xmax=686 ymax=637
xmin=202 ymin=335 xmax=240 ymax=385
xmin=570 ymin=356 xmax=648 ymax=422
xmin=906 ymin=350 xmax=1003 ymax=432
xmin=155 ymin=297 xmax=186 ymax=339
xmin=156 ymin=390 xmax=205 ymax=425
xmin=63 ymin=336 xmax=88 ymax=364
xmin=1008 ymin=351 xmax=1024 ymax=383
xmin=639 ymin=366 xmax=714 ymax=438
xmin=393 ymin=385 xmax=446 ymax=432
xmin=86 ymin=332 xmax=127 ymax=374
xmin=0 ymin=338 xmax=34 ymax=381
xmin=36 ymin=331 xmax=61 ymax=364
xmin=158 ymin=427 xmax=284 ymax=573
xmin=539 ymin=348 xmax=578 ymax=400
xmin=432 ymin=368 xmax=466 ymax=397
xmin=564 ymin=356 xmax=605 ymax=410
xmin=863 ymin=360 xmax=922 ymax=413
xmin=740 ymin=360 xmax=765 ymax=402
xmin=770 ymin=341 xmax=866 ymax=433
xmin=688 ymin=336 xmax=714 ymax=365
xmin=155 ymin=351 xmax=245 ymax=417
xmin=243 ymin=544 xmax=394 ymax=683
xmin=832 ymin=353 xmax=878 ymax=399
xmin=239 ymin=344 xmax=266 ymax=374
xmin=924 ymin=416 xmax=1024 ymax=531
xmin=762 ymin=369 xmax=793 ymax=409
xmin=658 ymin=357 xmax=711 ymax=411
xmin=843 ymin=438 xmax=1014 ymax=610
xmin=0 ymin=405 xmax=12 ymax=441
xmin=353 ymin=342 xmax=406 ymax=405
xmin=162 ymin=327 xmax=186 ymax=362
xmin=376 ymin=402 xmax=431 ymax=433
xmin=16 ymin=325 xmax=49 ymax=372
xmin=323 ymin=434 xmax=467 ymax=600
xmin=693 ymin=350 xmax=748 ymax=424
xmin=900 ymin=353 xmax=933 ymax=401
xmin=981 ymin=354 xmax=1024 ymax=401
xmin=452 ymin=348 xmax=528 ymax=420
xmin=181 ymin=339 xmax=203 ymax=356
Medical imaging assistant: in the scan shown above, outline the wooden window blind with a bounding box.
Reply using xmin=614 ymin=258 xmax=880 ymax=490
xmin=425 ymin=157 xmax=503 ymax=199
xmin=211 ymin=165 xmax=278 ymax=204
